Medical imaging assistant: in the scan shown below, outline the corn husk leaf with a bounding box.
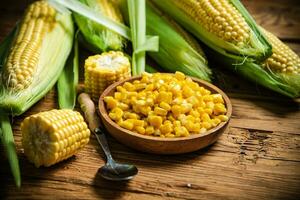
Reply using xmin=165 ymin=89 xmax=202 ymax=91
xmin=0 ymin=111 xmax=20 ymax=188
xmin=57 ymin=31 xmax=79 ymax=109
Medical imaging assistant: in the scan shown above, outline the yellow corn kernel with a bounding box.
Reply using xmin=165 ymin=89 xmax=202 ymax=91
xmin=140 ymin=106 xmax=152 ymax=116
xmin=174 ymin=71 xmax=185 ymax=80
xmin=159 ymin=102 xmax=171 ymax=111
xmin=180 ymin=103 xmax=192 ymax=113
xmin=119 ymin=120 xmax=134 ymax=130
xmin=123 ymin=82 xmax=135 ymax=91
xmin=203 ymin=95 xmax=213 ymax=102
xmin=135 ymin=126 xmax=145 ymax=134
xmin=182 ymin=85 xmax=194 ymax=98
xmin=173 ymin=120 xmax=181 ymax=127
xmin=214 ymin=103 xmax=227 ymax=115
xmin=199 ymin=127 xmax=207 ymax=134
xmin=218 ymin=114 xmax=229 ymax=122
xmin=145 ymin=126 xmax=155 ymax=135
xmin=204 ymin=108 xmax=213 ymax=115
xmin=211 ymin=118 xmax=221 ymax=127
xmin=114 ymin=92 xmax=122 ymax=100
xmin=189 ymin=110 xmax=200 ymax=118
xmin=111 ymin=107 xmax=123 ymax=119
xmin=148 ymin=116 xmax=163 ymax=128
xmin=21 ymin=109 xmax=90 ymax=167
xmin=201 ymin=113 xmax=211 ymax=122
xmin=174 ymin=126 xmax=189 ymax=137
xmin=212 ymin=94 xmax=224 ymax=104
xmin=104 ymin=96 xmax=118 ymax=109
xmin=133 ymin=119 xmax=145 ymax=127
xmin=160 ymin=123 xmax=173 ymax=134
xmin=171 ymin=105 xmax=182 ymax=116
xmin=154 ymin=107 xmax=168 ymax=116
xmin=202 ymin=121 xmax=212 ymax=130
xmin=165 ymin=133 xmax=175 ymax=138
xmin=118 ymin=102 xmax=129 ymax=111
xmin=156 ymin=91 xmax=173 ymax=104
xmin=123 ymin=112 xmax=139 ymax=119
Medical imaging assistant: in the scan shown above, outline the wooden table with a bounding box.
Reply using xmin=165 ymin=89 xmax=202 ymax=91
xmin=1 ymin=0 xmax=300 ymax=199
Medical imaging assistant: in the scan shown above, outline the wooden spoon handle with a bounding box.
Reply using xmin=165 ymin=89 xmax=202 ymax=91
xmin=78 ymin=93 xmax=101 ymax=131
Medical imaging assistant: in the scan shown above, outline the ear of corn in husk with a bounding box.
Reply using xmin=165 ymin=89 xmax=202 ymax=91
xmin=120 ymin=0 xmax=212 ymax=82
xmin=21 ymin=109 xmax=90 ymax=167
xmin=84 ymin=51 xmax=131 ymax=101
xmin=151 ymin=0 xmax=272 ymax=62
xmin=0 ymin=0 xmax=74 ymax=115
xmin=206 ymin=27 xmax=300 ymax=98
xmin=73 ymin=0 xmax=126 ymax=52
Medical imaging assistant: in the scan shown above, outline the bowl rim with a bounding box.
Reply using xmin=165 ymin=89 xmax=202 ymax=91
xmin=99 ymin=74 xmax=232 ymax=142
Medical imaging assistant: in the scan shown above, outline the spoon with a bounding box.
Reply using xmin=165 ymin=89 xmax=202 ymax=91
xmin=78 ymin=93 xmax=138 ymax=181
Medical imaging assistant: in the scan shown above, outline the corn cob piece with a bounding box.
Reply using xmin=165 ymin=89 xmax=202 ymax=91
xmin=21 ymin=109 xmax=91 ymax=167
xmin=74 ymin=0 xmax=126 ymax=52
xmin=0 ymin=0 xmax=74 ymax=115
xmin=151 ymin=0 xmax=272 ymax=62
xmin=84 ymin=51 xmax=131 ymax=101
xmin=119 ymin=1 xmax=212 ymax=81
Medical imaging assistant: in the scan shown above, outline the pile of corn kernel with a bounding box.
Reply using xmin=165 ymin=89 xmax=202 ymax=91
xmin=104 ymin=72 xmax=228 ymax=138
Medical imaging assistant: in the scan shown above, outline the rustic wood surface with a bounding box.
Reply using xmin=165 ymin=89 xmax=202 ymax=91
xmin=0 ymin=0 xmax=300 ymax=199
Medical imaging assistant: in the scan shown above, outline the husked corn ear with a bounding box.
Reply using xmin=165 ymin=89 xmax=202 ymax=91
xmin=152 ymin=0 xmax=272 ymax=61
xmin=74 ymin=0 xmax=126 ymax=52
xmin=173 ymin=0 xmax=250 ymax=46
xmin=21 ymin=109 xmax=90 ymax=167
xmin=0 ymin=0 xmax=73 ymax=115
xmin=85 ymin=51 xmax=131 ymax=101
xmin=2 ymin=1 xmax=56 ymax=90
xmin=261 ymin=29 xmax=300 ymax=74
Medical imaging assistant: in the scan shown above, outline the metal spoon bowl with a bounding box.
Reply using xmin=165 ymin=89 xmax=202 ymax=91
xmin=78 ymin=93 xmax=138 ymax=181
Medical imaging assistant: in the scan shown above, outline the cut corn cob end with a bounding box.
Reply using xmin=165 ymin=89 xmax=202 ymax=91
xmin=2 ymin=0 xmax=57 ymax=91
xmin=261 ymin=28 xmax=300 ymax=74
xmin=84 ymin=51 xmax=131 ymax=101
xmin=21 ymin=109 xmax=90 ymax=168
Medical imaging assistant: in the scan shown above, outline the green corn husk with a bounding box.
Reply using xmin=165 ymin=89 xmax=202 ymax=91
xmin=73 ymin=0 xmax=126 ymax=52
xmin=0 ymin=4 xmax=74 ymax=115
xmin=151 ymin=0 xmax=272 ymax=62
xmin=121 ymin=0 xmax=212 ymax=82
xmin=206 ymin=28 xmax=300 ymax=98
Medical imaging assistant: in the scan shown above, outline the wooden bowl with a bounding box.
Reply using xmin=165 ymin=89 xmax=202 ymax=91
xmin=99 ymin=75 xmax=232 ymax=154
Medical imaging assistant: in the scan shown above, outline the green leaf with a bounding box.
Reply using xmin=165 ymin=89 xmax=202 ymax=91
xmin=49 ymin=0 xmax=131 ymax=40
xmin=0 ymin=111 xmax=21 ymax=188
xmin=57 ymin=31 xmax=79 ymax=109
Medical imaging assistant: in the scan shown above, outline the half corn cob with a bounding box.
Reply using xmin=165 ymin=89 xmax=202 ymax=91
xmin=120 ymin=1 xmax=212 ymax=81
xmin=21 ymin=109 xmax=90 ymax=167
xmin=0 ymin=0 xmax=74 ymax=115
xmin=152 ymin=0 xmax=272 ymax=62
xmin=84 ymin=51 xmax=131 ymax=101
xmin=74 ymin=0 xmax=126 ymax=52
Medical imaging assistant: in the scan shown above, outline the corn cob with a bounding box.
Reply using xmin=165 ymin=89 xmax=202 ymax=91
xmin=261 ymin=29 xmax=300 ymax=75
xmin=74 ymin=0 xmax=126 ymax=52
xmin=84 ymin=51 xmax=131 ymax=101
xmin=206 ymin=27 xmax=300 ymax=98
xmin=120 ymin=1 xmax=212 ymax=81
xmin=0 ymin=0 xmax=74 ymax=115
xmin=151 ymin=0 xmax=272 ymax=62
xmin=21 ymin=109 xmax=91 ymax=167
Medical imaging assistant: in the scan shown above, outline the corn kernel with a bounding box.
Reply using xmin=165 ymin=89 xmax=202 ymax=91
xmin=135 ymin=126 xmax=145 ymax=134
xmin=218 ymin=115 xmax=229 ymax=122
xmin=182 ymin=85 xmax=194 ymax=98
xmin=145 ymin=126 xmax=155 ymax=135
xmin=119 ymin=120 xmax=134 ymax=130
xmin=159 ymin=102 xmax=171 ymax=111
xmin=160 ymin=123 xmax=173 ymax=134
xmin=154 ymin=107 xmax=168 ymax=116
xmin=148 ymin=116 xmax=163 ymax=128
xmin=202 ymin=121 xmax=212 ymax=129
xmin=171 ymin=105 xmax=182 ymax=116
xmin=175 ymin=71 xmax=185 ymax=80
xmin=214 ymin=103 xmax=227 ymax=115
xmin=123 ymin=82 xmax=135 ymax=91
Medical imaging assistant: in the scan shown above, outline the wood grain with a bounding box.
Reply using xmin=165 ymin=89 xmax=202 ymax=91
xmin=0 ymin=0 xmax=300 ymax=200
